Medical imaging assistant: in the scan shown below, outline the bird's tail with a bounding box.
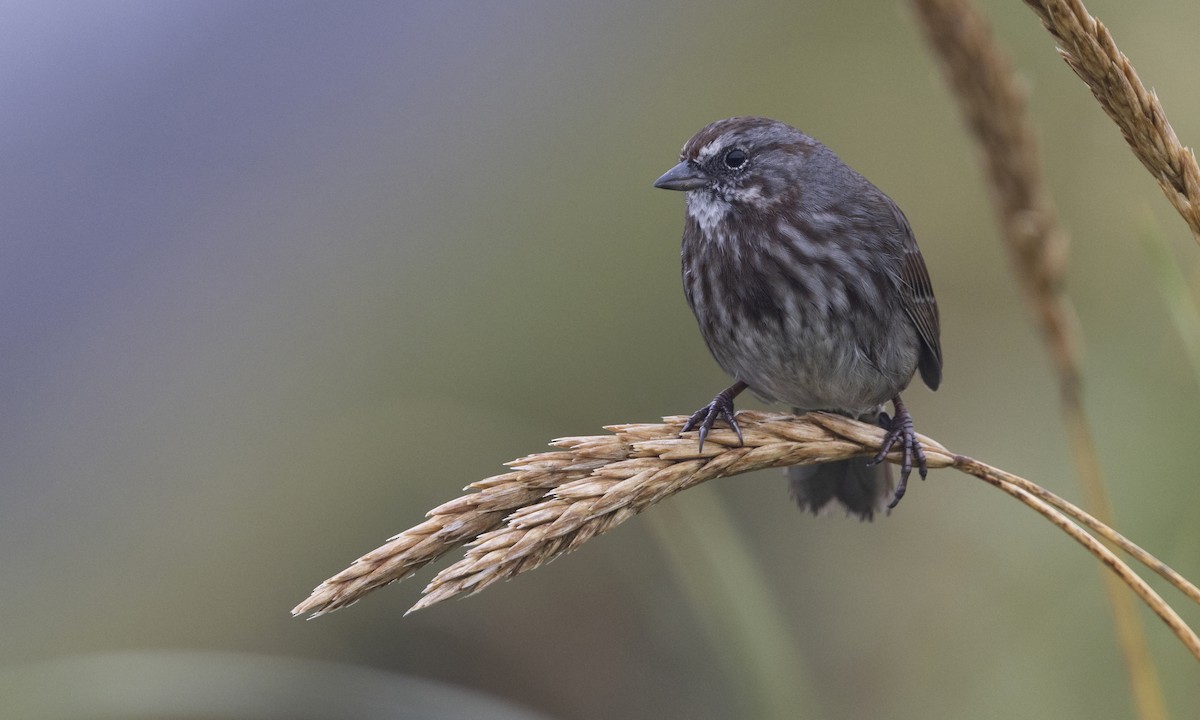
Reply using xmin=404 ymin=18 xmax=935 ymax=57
xmin=788 ymin=457 xmax=893 ymax=521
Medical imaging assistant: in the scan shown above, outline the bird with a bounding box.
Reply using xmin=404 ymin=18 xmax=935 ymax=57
xmin=653 ymin=116 xmax=941 ymax=519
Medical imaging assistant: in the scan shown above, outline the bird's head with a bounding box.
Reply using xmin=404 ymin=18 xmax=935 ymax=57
xmin=653 ymin=116 xmax=822 ymax=215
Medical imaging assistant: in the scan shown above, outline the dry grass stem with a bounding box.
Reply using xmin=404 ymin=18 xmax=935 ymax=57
xmin=980 ymin=461 xmax=1200 ymax=608
xmin=912 ymin=2 xmax=1170 ymax=714
xmin=1024 ymin=0 xmax=1200 ymax=243
xmin=292 ymin=412 xmax=1200 ymax=665
xmin=956 ymin=455 xmax=1200 ymax=662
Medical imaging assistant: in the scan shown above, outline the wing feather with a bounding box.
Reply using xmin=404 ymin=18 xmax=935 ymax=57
xmin=890 ymin=205 xmax=942 ymax=390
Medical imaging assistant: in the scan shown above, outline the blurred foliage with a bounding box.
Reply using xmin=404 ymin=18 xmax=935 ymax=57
xmin=1 ymin=1 xmax=1198 ymax=718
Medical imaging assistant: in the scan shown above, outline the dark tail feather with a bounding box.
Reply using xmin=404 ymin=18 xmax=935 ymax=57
xmin=788 ymin=458 xmax=894 ymax=521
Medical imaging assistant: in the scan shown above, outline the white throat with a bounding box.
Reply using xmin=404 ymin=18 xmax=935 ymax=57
xmin=685 ymin=191 xmax=732 ymax=237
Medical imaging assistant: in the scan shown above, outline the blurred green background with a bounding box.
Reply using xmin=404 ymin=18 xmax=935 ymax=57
xmin=2 ymin=1 xmax=1198 ymax=718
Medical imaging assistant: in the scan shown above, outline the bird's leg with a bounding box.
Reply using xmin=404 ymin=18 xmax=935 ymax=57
xmin=682 ymin=380 xmax=747 ymax=451
xmin=869 ymin=395 xmax=927 ymax=509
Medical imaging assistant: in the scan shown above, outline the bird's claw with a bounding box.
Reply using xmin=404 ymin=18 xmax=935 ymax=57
xmin=682 ymin=391 xmax=743 ymax=452
xmin=868 ymin=401 xmax=927 ymax=509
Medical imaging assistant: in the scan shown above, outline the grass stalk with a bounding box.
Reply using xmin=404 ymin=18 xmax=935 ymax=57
xmin=293 ymin=411 xmax=1200 ymax=669
xmin=911 ymin=1 xmax=1171 ymax=714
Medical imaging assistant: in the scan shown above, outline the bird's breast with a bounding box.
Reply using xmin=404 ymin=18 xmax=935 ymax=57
xmin=682 ymin=225 xmax=919 ymax=414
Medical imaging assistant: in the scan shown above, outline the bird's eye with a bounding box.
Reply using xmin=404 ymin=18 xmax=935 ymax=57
xmin=723 ymin=148 xmax=748 ymax=169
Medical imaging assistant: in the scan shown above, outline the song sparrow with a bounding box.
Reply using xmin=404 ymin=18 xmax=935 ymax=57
xmin=654 ymin=116 xmax=942 ymax=519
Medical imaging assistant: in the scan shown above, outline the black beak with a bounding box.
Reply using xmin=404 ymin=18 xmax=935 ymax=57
xmin=654 ymin=161 xmax=708 ymax=191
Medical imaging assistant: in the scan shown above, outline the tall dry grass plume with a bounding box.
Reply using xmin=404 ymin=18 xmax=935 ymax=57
xmin=912 ymin=1 xmax=1177 ymax=716
xmin=1024 ymin=0 xmax=1200 ymax=243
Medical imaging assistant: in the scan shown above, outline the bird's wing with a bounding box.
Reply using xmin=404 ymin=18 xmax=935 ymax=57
xmin=890 ymin=204 xmax=942 ymax=390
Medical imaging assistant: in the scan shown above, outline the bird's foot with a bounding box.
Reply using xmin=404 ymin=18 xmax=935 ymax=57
xmin=869 ymin=396 xmax=927 ymax=509
xmin=681 ymin=382 xmax=747 ymax=452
